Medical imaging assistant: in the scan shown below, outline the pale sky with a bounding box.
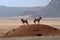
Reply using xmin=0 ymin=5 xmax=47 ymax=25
xmin=0 ymin=0 xmax=51 ymax=7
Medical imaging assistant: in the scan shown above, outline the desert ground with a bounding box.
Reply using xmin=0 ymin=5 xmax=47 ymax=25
xmin=0 ymin=15 xmax=60 ymax=33
xmin=0 ymin=36 xmax=60 ymax=40
xmin=0 ymin=15 xmax=60 ymax=39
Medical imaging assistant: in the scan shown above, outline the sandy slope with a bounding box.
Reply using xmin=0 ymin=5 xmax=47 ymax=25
xmin=1 ymin=24 xmax=60 ymax=38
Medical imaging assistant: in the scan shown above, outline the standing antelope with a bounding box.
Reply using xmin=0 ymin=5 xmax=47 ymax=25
xmin=34 ymin=16 xmax=42 ymax=24
xmin=21 ymin=19 xmax=28 ymax=25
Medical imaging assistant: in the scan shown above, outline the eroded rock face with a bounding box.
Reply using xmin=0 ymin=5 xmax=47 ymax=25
xmin=40 ymin=0 xmax=60 ymax=17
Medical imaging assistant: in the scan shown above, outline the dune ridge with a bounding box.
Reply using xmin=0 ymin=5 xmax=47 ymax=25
xmin=1 ymin=24 xmax=60 ymax=38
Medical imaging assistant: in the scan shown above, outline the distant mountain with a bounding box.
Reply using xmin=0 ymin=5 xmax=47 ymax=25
xmin=0 ymin=6 xmax=43 ymax=17
xmin=0 ymin=0 xmax=60 ymax=18
xmin=39 ymin=0 xmax=60 ymax=17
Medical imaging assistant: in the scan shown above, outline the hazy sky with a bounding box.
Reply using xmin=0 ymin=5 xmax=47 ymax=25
xmin=0 ymin=0 xmax=51 ymax=7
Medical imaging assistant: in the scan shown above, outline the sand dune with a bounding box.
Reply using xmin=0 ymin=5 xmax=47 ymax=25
xmin=1 ymin=24 xmax=60 ymax=38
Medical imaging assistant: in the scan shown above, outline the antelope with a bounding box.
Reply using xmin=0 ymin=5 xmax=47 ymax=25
xmin=21 ymin=19 xmax=28 ymax=24
xmin=34 ymin=16 xmax=42 ymax=24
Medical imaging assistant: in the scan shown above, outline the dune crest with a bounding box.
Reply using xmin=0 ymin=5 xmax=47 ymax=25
xmin=2 ymin=24 xmax=60 ymax=37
